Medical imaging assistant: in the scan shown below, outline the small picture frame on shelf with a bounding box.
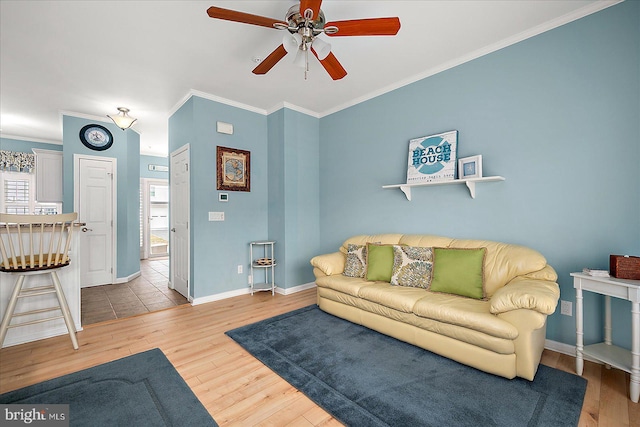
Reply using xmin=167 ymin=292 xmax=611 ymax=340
xmin=458 ymin=155 xmax=482 ymax=179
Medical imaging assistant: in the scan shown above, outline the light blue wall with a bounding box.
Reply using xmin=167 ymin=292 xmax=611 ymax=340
xmin=140 ymin=155 xmax=168 ymax=180
xmin=0 ymin=138 xmax=62 ymax=153
xmin=62 ymin=115 xmax=141 ymax=279
xmin=268 ymin=108 xmax=320 ymax=288
xmin=169 ymin=96 xmax=269 ymax=298
xmin=318 ymin=1 xmax=640 ymax=349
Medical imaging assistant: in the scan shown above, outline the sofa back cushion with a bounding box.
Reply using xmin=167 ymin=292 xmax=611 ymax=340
xmin=341 ymin=234 xmax=403 ymax=254
xmin=398 ymin=235 xmax=454 ymax=248
xmin=449 ymin=239 xmax=548 ymax=297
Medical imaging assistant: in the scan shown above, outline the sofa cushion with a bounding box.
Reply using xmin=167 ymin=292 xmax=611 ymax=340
xmin=429 ymin=247 xmax=486 ymax=299
xmin=358 ymin=282 xmax=428 ymax=313
xmin=449 ymin=239 xmax=548 ymax=297
xmin=412 ymin=293 xmax=518 ymax=339
xmin=366 ymin=244 xmax=395 ymax=282
xmin=343 ymin=244 xmax=367 ymax=278
xmin=318 ymin=289 xmax=516 ymax=354
xmin=390 ymin=245 xmax=432 ymax=288
xmin=315 ymin=275 xmax=374 ymax=298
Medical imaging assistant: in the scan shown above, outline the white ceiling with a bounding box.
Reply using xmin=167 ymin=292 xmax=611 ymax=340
xmin=0 ymin=1 xmax=619 ymax=157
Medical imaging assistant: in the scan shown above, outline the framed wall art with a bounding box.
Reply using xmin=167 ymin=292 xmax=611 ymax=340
xmin=458 ymin=155 xmax=483 ymax=179
xmin=406 ymin=130 xmax=458 ymax=183
xmin=217 ymin=146 xmax=250 ymax=192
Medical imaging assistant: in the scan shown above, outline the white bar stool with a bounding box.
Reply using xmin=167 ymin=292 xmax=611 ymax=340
xmin=0 ymin=213 xmax=79 ymax=349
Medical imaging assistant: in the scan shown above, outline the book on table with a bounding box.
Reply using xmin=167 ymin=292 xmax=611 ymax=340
xmin=582 ymin=268 xmax=609 ymax=277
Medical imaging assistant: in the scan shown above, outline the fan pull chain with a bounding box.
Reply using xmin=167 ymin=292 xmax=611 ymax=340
xmin=304 ymin=48 xmax=309 ymax=80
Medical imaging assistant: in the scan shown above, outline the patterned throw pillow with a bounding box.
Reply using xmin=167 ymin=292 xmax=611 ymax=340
xmin=390 ymin=246 xmax=433 ymax=288
xmin=343 ymin=244 xmax=367 ymax=278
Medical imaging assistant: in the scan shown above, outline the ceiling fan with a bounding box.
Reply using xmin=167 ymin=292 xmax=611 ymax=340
xmin=206 ymin=1 xmax=401 ymax=80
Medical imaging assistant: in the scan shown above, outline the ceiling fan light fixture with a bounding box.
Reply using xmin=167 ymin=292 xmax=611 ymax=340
xmin=293 ymin=49 xmax=307 ymax=68
xmin=312 ymin=37 xmax=331 ymax=60
xmin=107 ymin=107 xmax=137 ymax=130
xmin=283 ymin=33 xmax=302 ymax=54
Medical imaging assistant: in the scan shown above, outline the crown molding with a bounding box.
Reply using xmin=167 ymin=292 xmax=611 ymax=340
xmin=267 ymin=102 xmax=320 ymax=118
xmin=0 ymin=133 xmax=62 ymax=145
xmin=169 ymin=89 xmax=269 ymax=118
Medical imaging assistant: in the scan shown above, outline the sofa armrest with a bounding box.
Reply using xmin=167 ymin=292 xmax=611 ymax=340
xmin=310 ymin=252 xmax=345 ymax=278
xmin=490 ymin=276 xmax=560 ymax=315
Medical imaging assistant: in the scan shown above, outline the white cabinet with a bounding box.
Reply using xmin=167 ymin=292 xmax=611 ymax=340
xmin=33 ymin=149 xmax=63 ymax=202
xmin=250 ymin=241 xmax=276 ymax=295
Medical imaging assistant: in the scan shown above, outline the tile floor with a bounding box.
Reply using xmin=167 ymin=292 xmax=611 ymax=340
xmin=81 ymin=258 xmax=188 ymax=326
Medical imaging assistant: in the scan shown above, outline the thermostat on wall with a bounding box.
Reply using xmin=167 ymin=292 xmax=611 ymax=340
xmin=219 ymin=193 xmax=229 ymax=202
xmin=216 ymin=121 xmax=233 ymax=135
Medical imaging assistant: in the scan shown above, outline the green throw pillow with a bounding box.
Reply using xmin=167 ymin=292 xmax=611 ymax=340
xmin=429 ymin=247 xmax=486 ymax=299
xmin=366 ymin=244 xmax=395 ymax=282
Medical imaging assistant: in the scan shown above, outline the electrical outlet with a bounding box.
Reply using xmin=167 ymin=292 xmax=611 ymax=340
xmin=560 ymin=300 xmax=572 ymax=316
xmin=237 ymin=265 xmax=243 ymax=274
xmin=248 ymin=275 xmax=253 ymax=285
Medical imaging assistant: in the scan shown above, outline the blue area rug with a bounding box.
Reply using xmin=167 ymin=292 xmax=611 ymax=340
xmin=227 ymin=305 xmax=587 ymax=427
xmin=0 ymin=348 xmax=217 ymax=427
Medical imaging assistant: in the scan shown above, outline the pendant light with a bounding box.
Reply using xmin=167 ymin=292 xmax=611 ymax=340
xmin=108 ymin=107 xmax=137 ymax=130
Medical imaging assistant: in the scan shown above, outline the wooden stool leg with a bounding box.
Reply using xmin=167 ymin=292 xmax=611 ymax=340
xmin=50 ymin=271 xmax=79 ymax=350
xmin=0 ymin=275 xmax=26 ymax=348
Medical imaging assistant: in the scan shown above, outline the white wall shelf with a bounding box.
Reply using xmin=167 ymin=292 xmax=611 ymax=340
xmin=382 ymin=176 xmax=505 ymax=200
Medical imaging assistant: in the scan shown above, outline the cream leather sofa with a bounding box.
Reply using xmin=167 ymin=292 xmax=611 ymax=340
xmin=310 ymin=234 xmax=560 ymax=381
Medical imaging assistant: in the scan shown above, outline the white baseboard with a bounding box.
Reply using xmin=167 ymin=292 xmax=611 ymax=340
xmin=544 ymin=339 xmax=575 ymax=356
xmin=276 ymin=282 xmax=316 ymax=295
xmin=114 ymin=270 xmax=141 ymax=284
xmin=191 ymin=282 xmax=317 ymax=305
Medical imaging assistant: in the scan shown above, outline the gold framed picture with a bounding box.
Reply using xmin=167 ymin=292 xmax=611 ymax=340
xmin=216 ymin=146 xmax=250 ymax=192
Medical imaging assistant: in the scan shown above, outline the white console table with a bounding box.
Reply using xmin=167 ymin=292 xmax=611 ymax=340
xmin=571 ymin=272 xmax=640 ymax=402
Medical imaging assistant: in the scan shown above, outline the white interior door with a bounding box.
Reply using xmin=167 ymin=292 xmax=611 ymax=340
xmin=75 ymin=155 xmax=115 ymax=287
xmin=170 ymin=145 xmax=189 ymax=299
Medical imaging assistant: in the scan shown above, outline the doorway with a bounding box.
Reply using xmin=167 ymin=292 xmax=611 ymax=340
xmin=74 ymin=154 xmax=116 ymax=288
xmin=170 ymin=144 xmax=190 ymax=299
xmin=140 ymin=179 xmax=169 ymax=259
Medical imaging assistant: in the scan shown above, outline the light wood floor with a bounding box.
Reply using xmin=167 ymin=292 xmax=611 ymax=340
xmin=1 ymin=288 xmax=638 ymax=426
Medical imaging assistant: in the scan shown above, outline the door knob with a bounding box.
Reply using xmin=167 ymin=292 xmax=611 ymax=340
xmin=171 ymin=228 xmax=176 ymax=232
xmin=81 ymin=227 xmax=93 ymax=232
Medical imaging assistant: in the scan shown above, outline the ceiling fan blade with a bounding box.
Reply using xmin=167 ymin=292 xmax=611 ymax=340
xmin=252 ymin=45 xmax=288 ymax=75
xmin=312 ymin=48 xmax=347 ymax=80
xmin=324 ymin=17 xmax=401 ymax=36
xmin=207 ymin=6 xmax=285 ymax=29
xmin=300 ymin=0 xmax=322 ymax=20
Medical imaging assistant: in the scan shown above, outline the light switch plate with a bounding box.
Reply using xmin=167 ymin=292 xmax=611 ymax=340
xmin=208 ymin=212 xmax=224 ymax=221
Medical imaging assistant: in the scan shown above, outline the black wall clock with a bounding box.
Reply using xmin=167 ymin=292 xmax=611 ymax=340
xmin=79 ymin=124 xmax=114 ymax=151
